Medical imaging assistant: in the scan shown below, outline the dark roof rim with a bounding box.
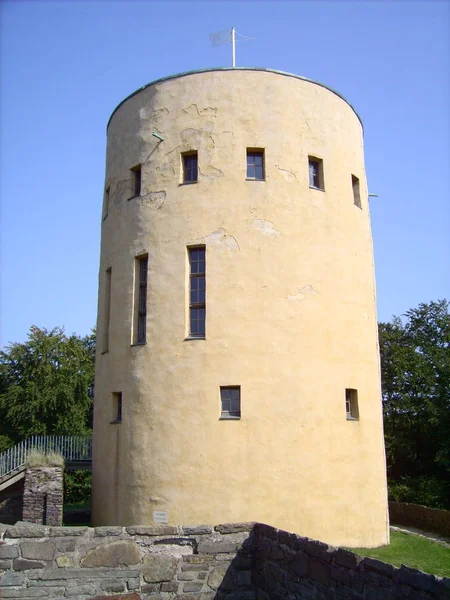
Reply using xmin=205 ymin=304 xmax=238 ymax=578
xmin=107 ymin=67 xmax=363 ymax=131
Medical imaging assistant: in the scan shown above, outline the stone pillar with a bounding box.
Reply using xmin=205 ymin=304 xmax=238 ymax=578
xmin=22 ymin=467 xmax=63 ymax=526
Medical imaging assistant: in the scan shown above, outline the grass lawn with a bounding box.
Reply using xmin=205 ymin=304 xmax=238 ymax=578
xmin=348 ymin=530 xmax=450 ymax=578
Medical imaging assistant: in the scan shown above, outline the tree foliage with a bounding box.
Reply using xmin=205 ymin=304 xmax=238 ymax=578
xmin=379 ymin=299 xmax=450 ymax=508
xmin=0 ymin=326 xmax=95 ymax=451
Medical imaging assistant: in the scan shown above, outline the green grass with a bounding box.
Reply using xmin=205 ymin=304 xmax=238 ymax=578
xmin=348 ymin=530 xmax=450 ymax=578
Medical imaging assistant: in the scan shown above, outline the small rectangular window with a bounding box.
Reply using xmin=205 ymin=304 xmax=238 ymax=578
xmin=131 ymin=165 xmax=141 ymax=197
xmin=103 ymin=187 xmax=110 ymax=220
xmin=188 ymin=246 xmax=205 ymax=338
xmin=352 ymin=175 xmax=361 ymax=208
xmin=220 ymin=386 xmax=241 ymax=419
xmin=309 ymin=156 xmax=324 ymax=190
xmin=102 ymin=267 xmax=112 ymax=353
xmin=246 ymin=149 xmax=265 ymax=180
xmin=345 ymin=389 xmax=359 ymax=420
xmin=111 ymin=392 xmax=122 ymax=423
xmin=182 ymin=152 xmax=198 ymax=183
xmin=135 ymin=255 xmax=148 ymax=344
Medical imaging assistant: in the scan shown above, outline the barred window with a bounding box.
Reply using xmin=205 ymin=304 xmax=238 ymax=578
xmin=189 ymin=247 xmax=205 ymax=338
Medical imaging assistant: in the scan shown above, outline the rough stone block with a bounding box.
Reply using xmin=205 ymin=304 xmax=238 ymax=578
xmin=237 ymin=570 xmax=252 ymax=587
xmin=398 ymin=564 xmax=434 ymax=592
xmin=333 ymin=548 xmax=361 ymax=570
xmin=207 ymin=564 xmax=234 ymax=590
xmin=65 ymin=584 xmax=97 ymax=596
xmin=197 ymin=572 xmax=207 ymax=580
xmin=56 ymin=554 xmax=76 ymax=567
xmin=215 ymin=523 xmax=255 ymax=534
xmin=127 ymin=577 xmax=140 ymax=590
xmin=253 ymin=524 xmax=278 ymax=540
xmin=94 ymin=526 xmax=123 ymax=537
xmin=182 ymin=525 xmax=214 ymax=535
xmin=362 ymin=557 xmax=395 ymax=579
xmin=80 ymin=540 xmax=141 ymax=567
xmin=292 ymin=550 xmax=308 ymax=578
xmin=21 ymin=541 xmax=56 ymax=560
xmin=142 ymin=553 xmax=178 ymax=582
xmin=181 ymin=562 xmax=210 ymax=571
xmin=309 ymin=558 xmax=330 ymax=586
xmin=141 ymin=583 xmax=160 ymax=593
xmin=126 ymin=525 xmax=178 ymax=536
xmin=331 ymin=565 xmax=351 ymax=586
xmin=0 ymin=544 xmax=19 ymax=558
xmin=197 ymin=540 xmax=237 ymax=554
xmin=183 ymin=554 xmax=214 ymax=564
xmin=299 ymin=538 xmax=335 ymax=563
xmin=0 ymin=558 xmax=12 ymax=569
xmin=183 ymin=581 xmax=203 ymax=592
xmin=161 ymin=581 xmax=178 ymax=592
xmin=177 ymin=594 xmax=215 ymax=600
xmin=89 ymin=594 xmax=141 ymax=600
xmin=0 ymin=570 xmax=26 ymax=586
xmin=178 ymin=571 xmax=196 ymax=580
xmin=101 ymin=581 xmax=127 ymax=593
xmin=55 ymin=538 xmax=77 ymax=552
xmin=39 ymin=567 xmax=139 ymax=580
xmin=1 ymin=588 xmax=49 ymax=598
xmin=13 ymin=557 xmax=45 ymax=569
xmin=48 ymin=526 xmax=88 ymax=537
xmin=5 ymin=525 xmax=46 ymax=538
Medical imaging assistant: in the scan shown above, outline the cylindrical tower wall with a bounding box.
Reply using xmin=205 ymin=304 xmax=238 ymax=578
xmin=93 ymin=68 xmax=388 ymax=547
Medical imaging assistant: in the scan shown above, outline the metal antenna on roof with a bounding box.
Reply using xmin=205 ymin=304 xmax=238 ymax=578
xmin=209 ymin=27 xmax=255 ymax=67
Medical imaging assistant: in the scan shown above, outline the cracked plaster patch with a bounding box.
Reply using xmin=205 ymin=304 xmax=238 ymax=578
xmin=205 ymin=228 xmax=239 ymax=250
xmin=276 ymin=165 xmax=297 ymax=182
xmin=287 ymin=285 xmax=318 ymax=302
xmin=142 ymin=191 xmax=166 ymax=209
xmin=251 ymin=219 xmax=281 ymax=236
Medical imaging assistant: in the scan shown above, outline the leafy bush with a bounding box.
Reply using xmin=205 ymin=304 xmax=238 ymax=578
xmin=388 ymin=476 xmax=450 ymax=510
xmin=64 ymin=470 xmax=92 ymax=505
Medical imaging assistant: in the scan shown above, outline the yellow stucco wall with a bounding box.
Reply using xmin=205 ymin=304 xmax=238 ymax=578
xmin=92 ymin=68 xmax=389 ymax=548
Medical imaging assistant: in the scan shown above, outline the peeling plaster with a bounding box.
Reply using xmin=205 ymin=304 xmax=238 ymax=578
xmin=287 ymin=285 xmax=318 ymax=302
xmin=142 ymin=191 xmax=166 ymax=209
xmin=205 ymin=228 xmax=239 ymax=250
xmin=182 ymin=104 xmax=217 ymax=119
xmin=251 ymin=219 xmax=281 ymax=236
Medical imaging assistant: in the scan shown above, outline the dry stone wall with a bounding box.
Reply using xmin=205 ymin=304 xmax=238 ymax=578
xmin=0 ymin=521 xmax=448 ymax=599
xmin=389 ymin=502 xmax=450 ymax=538
xmin=22 ymin=467 xmax=63 ymax=526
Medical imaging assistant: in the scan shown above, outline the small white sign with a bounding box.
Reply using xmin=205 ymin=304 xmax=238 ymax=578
xmin=153 ymin=510 xmax=168 ymax=524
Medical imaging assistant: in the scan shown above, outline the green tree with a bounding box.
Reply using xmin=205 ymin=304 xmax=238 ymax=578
xmin=0 ymin=326 xmax=95 ymax=451
xmin=379 ymin=299 xmax=450 ymax=508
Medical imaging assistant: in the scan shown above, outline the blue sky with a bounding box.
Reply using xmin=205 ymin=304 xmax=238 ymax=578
xmin=1 ymin=0 xmax=449 ymax=347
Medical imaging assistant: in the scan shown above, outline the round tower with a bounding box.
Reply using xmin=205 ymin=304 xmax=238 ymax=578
xmin=92 ymin=68 xmax=389 ymax=547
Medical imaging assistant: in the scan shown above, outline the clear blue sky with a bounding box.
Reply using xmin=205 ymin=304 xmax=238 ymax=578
xmin=1 ymin=0 xmax=449 ymax=347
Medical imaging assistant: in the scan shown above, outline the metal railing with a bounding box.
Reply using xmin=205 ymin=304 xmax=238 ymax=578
xmin=0 ymin=435 xmax=92 ymax=480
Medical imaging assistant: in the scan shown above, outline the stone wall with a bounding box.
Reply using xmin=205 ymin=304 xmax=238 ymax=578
xmin=0 ymin=478 xmax=24 ymax=525
xmin=0 ymin=521 xmax=448 ymax=599
xmin=389 ymin=501 xmax=450 ymax=538
xmin=22 ymin=467 xmax=63 ymax=526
